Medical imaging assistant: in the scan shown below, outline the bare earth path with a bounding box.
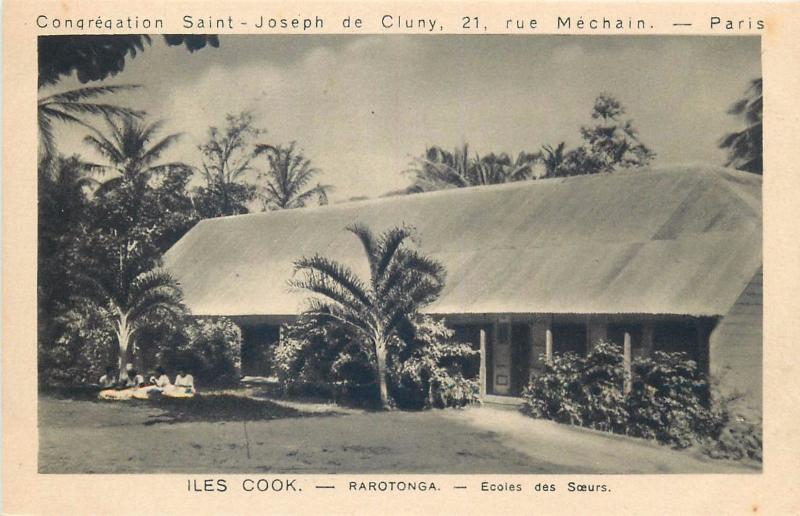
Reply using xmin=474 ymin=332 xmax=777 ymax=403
xmin=38 ymin=397 xmax=757 ymax=474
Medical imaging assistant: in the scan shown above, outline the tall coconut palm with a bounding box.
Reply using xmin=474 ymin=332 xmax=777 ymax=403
xmin=83 ymin=113 xmax=187 ymax=195
xmin=38 ymin=85 xmax=143 ymax=156
xmin=75 ymin=268 xmax=184 ymax=373
xmin=720 ymin=78 xmax=763 ymax=175
xmin=254 ymin=142 xmax=331 ymax=210
xmin=291 ymin=224 xmax=446 ymax=409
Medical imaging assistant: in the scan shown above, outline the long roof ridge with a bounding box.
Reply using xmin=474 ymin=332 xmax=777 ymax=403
xmin=200 ymin=164 xmax=760 ymax=224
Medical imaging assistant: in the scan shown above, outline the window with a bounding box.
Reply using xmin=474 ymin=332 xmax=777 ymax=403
xmin=654 ymin=321 xmax=698 ymax=361
xmin=608 ymin=323 xmax=643 ymax=349
xmin=552 ymin=323 xmax=587 ymax=355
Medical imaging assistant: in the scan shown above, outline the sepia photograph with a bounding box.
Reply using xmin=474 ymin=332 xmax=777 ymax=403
xmin=36 ymin=33 xmax=763 ymax=475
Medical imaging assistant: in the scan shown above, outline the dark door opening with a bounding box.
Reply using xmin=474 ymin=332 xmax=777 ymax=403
xmin=240 ymin=325 xmax=280 ymax=376
xmin=510 ymin=323 xmax=532 ymax=396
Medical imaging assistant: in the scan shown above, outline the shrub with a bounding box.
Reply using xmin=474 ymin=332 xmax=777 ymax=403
xmin=160 ymin=317 xmax=242 ymax=387
xmin=39 ymin=301 xmax=116 ymax=385
xmin=522 ymin=340 xmax=733 ymax=452
xmin=272 ymin=314 xmax=479 ymax=409
xmin=701 ymin=410 xmax=763 ymax=462
xmin=271 ymin=315 xmax=375 ymax=402
xmin=626 ymin=351 xmax=721 ymax=448
xmin=390 ymin=316 xmax=480 ymax=409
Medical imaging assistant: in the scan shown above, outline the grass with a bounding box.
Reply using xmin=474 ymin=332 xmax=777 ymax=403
xmin=142 ymin=395 xmax=303 ymax=424
xmin=38 ymin=392 xmax=759 ymax=474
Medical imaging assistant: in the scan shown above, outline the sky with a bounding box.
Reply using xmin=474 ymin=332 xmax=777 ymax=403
xmin=44 ymin=35 xmax=762 ymax=202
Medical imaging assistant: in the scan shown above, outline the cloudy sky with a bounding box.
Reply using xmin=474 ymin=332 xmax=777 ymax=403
xmin=45 ymin=35 xmax=761 ymax=201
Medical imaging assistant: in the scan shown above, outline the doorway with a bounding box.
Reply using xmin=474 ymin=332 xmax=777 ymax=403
xmin=491 ymin=320 xmax=531 ymax=396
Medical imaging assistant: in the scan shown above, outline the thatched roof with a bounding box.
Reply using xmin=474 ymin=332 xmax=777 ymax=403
xmin=164 ymin=166 xmax=762 ymax=318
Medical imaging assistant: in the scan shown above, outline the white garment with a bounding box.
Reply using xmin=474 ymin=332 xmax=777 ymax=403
xmin=175 ymin=374 xmax=195 ymax=390
xmin=151 ymin=374 xmax=171 ymax=388
xmin=125 ymin=374 xmax=145 ymax=388
xmin=98 ymin=374 xmax=116 ymax=388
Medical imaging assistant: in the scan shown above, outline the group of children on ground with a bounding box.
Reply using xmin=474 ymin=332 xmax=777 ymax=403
xmin=98 ymin=363 xmax=196 ymax=400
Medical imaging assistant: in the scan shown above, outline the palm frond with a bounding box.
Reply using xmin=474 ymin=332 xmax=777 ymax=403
xmin=375 ymin=225 xmax=415 ymax=281
xmin=346 ymin=224 xmax=378 ymax=277
xmin=39 ymin=85 xmax=141 ymax=104
xmin=293 ymin=255 xmax=371 ymax=309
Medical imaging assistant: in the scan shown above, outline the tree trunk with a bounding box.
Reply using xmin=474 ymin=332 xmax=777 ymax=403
xmin=115 ymin=310 xmax=134 ymax=381
xmin=375 ymin=341 xmax=390 ymax=410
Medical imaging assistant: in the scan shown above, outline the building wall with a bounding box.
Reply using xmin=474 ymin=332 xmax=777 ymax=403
xmin=709 ymin=268 xmax=763 ymax=419
xmin=456 ymin=313 xmax=713 ymax=399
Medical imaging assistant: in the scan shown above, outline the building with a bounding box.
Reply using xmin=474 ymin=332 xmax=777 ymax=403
xmin=164 ymin=166 xmax=762 ymax=416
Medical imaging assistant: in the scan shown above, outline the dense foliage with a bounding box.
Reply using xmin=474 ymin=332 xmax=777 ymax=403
xmin=522 ymin=341 xmax=761 ymax=461
xmin=407 ymin=94 xmax=656 ymax=192
xmin=720 ymin=78 xmax=763 ymax=175
xmin=390 ymin=316 xmax=479 ymax=409
xmin=254 ymin=142 xmax=331 ymax=210
xmin=291 ymin=224 xmax=447 ymax=409
xmin=159 ymin=317 xmax=243 ymax=387
xmin=546 ymin=94 xmax=655 ymax=177
xmin=272 ymin=315 xmax=478 ymax=409
xmin=39 ymin=35 xmax=219 ymax=87
xmin=522 ymin=341 xmax=711 ymax=443
xmin=407 ymin=143 xmax=538 ymax=192
xmin=272 ymin=314 xmax=376 ymax=401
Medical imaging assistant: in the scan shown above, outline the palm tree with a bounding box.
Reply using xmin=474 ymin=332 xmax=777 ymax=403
xmin=38 ymin=85 xmax=143 ymax=156
xmin=407 ymin=144 xmax=474 ymax=192
xmin=720 ymin=78 xmax=763 ymax=175
xmin=75 ymin=268 xmax=184 ymax=373
xmin=541 ymin=142 xmax=567 ymax=177
xmin=83 ymin=113 xmax=187 ymax=195
xmin=473 ymin=152 xmax=538 ymax=185
xmin=254 ymin=142 xmax=331 ymax=210
xmin=407 ymin=144 xmax=539 ymax=192
xmin=291 ymin=224 xmax=446 ymax=409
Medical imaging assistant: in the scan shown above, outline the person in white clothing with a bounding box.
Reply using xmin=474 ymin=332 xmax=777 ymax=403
xmin=163 ymin=367 xmax=196 ymax=398
xmin=124 ymin=368 xmax=145 ymax=388
xmin=150 ymin=366 xmax=171 ymax=388
xmin=98 ymin=366 xmax=117 ymax=389
xmin=174 ymin=368 xmax=195 ymax=392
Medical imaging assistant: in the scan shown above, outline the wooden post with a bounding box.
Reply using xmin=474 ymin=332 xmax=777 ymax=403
xmin=528 ymin=323 xmax=536 ymax=382
xmin=479 ymin=329 xmax=487 ymax=400
xmin=545 ymin=329 xmax=553 ymax=365
xmin=623 ymin=332 xmax=632 ymax=395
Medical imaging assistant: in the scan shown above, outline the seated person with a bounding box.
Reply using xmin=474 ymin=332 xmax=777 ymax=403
xmin=131 ymin=367 xmax=172 ymax=400
xmin=164 ymin=368 xmax=196 ymax=398
xmin=99 ymin=368 xmax=139 ymax=400
xmin=98 ymin=366 xmax=117 ymax=389
xmin=150 ymin=367 xmax=172 ymax=389
xmin=124 ymin=368 xmax=145 ymax=388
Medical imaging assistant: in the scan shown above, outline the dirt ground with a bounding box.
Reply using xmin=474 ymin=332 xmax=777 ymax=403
xmin=38 ymin=395 xmax=758 ymax=474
